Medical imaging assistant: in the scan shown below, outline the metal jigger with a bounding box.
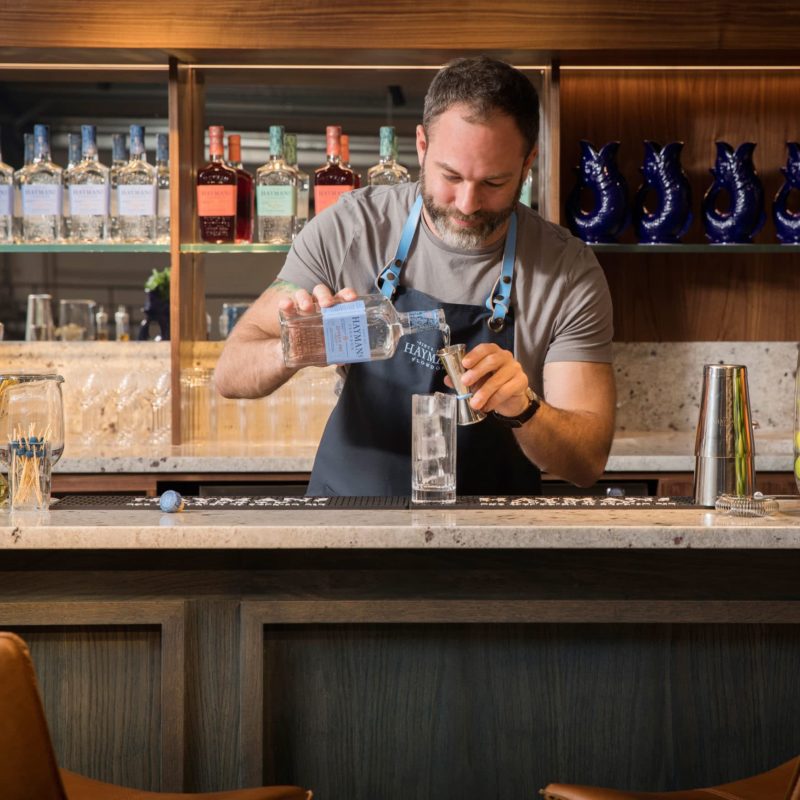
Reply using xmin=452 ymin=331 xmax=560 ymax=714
xmin=437 ymin=344 xmax=486 ymax=426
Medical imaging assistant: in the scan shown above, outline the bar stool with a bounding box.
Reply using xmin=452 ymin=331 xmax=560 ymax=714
xmin=0 ymin=631 xmax=310 ymax=800
xmin=542 ymin=755 xmax=800 ymax=800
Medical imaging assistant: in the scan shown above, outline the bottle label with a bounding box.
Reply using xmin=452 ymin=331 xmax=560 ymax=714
xmin=314 ymin=185 xmax=352 ymax=214
xmin=322 ymin=300 xmax=370 ymax=364
xmin=197 ymin=184 xmax=236 ymax=217
xmin=405 ymin=310 xmax=441 ymax=330
xmin=0 ymin=185 xmax=12 ymax=217
xmin=22 ymin=184 xmax=62 ymax=216
xmin=256 ymin=185 xmax=296 ymax=217
xmin=118 ymin=184 xmax=157 ymax=217
xmin=69 ymin=184 xmax=110 ymax=216
xmin=297 ymin=188 xmax=310 ymax=220
xmin=158 ymin=188 xmax=171 ymax=218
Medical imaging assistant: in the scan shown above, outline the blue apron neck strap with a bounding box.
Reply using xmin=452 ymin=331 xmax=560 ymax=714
xmin=485 ymin=211 xmax=517 ymax=331
xmin=377 ymin=194 xmax=424 ymax=299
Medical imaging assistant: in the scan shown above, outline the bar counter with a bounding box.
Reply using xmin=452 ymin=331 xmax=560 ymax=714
xmin=3 ymin=499 xmax=800 ymax=797
xmin=3 ymin=499 xmax=800 ymax=549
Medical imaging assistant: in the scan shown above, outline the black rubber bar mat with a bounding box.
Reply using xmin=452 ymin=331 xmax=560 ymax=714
xmin=53 ymin=494 xmax=697 ymax=511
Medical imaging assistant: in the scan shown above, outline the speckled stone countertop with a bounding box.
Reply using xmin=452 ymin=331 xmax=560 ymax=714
xmin=3 ymin=502 xmax=800 ymax=550
xmin=52 ymin=429 xmax=794 ymax=474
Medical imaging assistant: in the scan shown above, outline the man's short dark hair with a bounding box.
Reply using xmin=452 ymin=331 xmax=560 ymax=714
xmin=423 ymin=56 xmax=540 ymax=155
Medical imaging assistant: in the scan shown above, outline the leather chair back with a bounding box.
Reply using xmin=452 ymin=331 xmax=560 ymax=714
xmin=0 ymin=631 xmax=68 ymax=800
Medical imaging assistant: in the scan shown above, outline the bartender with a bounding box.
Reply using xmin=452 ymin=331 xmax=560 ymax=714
xmin=215 ymin=56 xmax=616 ymax=496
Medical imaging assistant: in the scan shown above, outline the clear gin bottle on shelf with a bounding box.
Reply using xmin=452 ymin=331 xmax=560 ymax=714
xmin=18 ymin=124 xmax=63 ymax=243
xmin=284 ymin=133 xmax=309 ymax=237
xmin=0 ymin=126 xmax=13 ymax=242
xmin=66 ymin=125 xmax=110 ymax=242
xmin=279 ymin=294 xmax=448 ymax=368
xmin=109 ymin=133 xmax=128 ymax=241
xmin=368 ymin=126 xmax=410 ymax=186
xmin=117 ymin=125 xmax=157 ymax=243
xmin=61 ymin=132 xmax=81 ymax=240
xmin=156 ymin=133 xmax=170 ymax=243
xmin=12 ymin=133 xmax=33 ymax=242
xmin=256 ymin=125 xmax=297 ymax=245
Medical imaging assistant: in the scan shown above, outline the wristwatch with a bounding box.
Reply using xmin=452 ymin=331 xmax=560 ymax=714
xmin=491 ymin=387 xmax=542 ymax=428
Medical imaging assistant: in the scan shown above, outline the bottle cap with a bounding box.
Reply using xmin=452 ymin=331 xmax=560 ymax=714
xmin=208 ymin=125 xmax=225 ymax=156
xmin=341 ymin=134 xmax=350 ymax=163
xmin=129 ymin=125 xmax=145 ymax=156
xmin=228 ymin=134 xmax=241 ymax=163
xmin=284 ymin=133 xmax=298 ymax=166
xmin=156 ymin=133 xmax=169 ymax=163
xmin=80 ymin=125 xmax=97 ymax=159
xmin=269 ymin=126 xmax=285 ymax=159
xmin=379 ymin=126 xmax=395 ymax=159
xmin=326 ymin=126 xmax=341 ymax=158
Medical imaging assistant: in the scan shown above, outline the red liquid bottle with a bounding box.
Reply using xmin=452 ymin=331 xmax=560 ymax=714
xmin=227 ymin=134 xmax=254 ymax=243
xmin=197 ymin=125 xmax=237 ymax=243
xmin=313 ymin=126 xmax=356 ymax=216
xmin=341 ymin=134 xmax=361 ymax=189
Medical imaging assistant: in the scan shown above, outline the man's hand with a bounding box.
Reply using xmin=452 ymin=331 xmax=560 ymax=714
xmin=277 ymin=283 xmax=359 ymax=316
xmin=445 ymin=343 xmax=530 ymax=417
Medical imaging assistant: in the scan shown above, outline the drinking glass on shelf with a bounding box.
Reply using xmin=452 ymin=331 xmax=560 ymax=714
xmin=0 ymin=374 xmax=65 ymax=510
xmin=25 ymin=294 xmax=54 ymax=342
xmin=57 ymin=299 xmax=96 ymax=341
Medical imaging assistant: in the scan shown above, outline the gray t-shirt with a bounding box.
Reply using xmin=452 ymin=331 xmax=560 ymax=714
xmin=278 ymin=182 xmax=613 ymax=395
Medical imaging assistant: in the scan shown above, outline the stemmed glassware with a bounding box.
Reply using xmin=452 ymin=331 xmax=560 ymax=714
xmin=143 ymin=370 xmax=171 ymax=444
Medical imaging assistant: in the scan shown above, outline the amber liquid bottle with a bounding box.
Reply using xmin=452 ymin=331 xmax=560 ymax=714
xmin=197 ymin=125 xmax=237 ymax=243
xmin=227 ymin=134 xmax=254 ymax=243
xmin=313 ymin=126 xmax=356 ymax=216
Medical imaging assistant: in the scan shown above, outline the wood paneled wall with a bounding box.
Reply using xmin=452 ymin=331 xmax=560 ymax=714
xmin=3 ymin=1 xmax=800 ymax=52
xmin=560 ymin=70 xmax=800 ymax=341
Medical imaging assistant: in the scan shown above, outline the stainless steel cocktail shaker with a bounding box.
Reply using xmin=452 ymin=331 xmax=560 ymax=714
xmin=693 ymin=364 xmax=756 ymax=506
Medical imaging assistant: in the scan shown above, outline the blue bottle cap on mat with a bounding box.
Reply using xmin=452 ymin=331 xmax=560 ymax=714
xmin=159 ymin=490 xmax=184 ymax=513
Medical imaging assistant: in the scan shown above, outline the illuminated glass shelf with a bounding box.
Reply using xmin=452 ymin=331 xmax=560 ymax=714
xmin=0 ymin=243 xmax=170 ymax=253
xmin=591 ymin=243 xmax=800 ymax=254
xmin=180 ymin=243 xmax=291 ymax=254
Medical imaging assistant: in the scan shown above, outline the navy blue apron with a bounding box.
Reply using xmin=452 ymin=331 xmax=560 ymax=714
xmin=307 ymin=195 xmax=541 ymax=497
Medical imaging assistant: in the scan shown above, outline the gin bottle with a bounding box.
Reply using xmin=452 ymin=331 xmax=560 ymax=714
xmin=284 ymin=133 xmax=309 ymax=237
xmin=62 ymin=132 xmax=81 ymax=240
xmin=117 ymin=125 xmax=157 ymax=243
xmin=12 ymin=133 xmax=33 ymax=242
xmin=519 ymin=167 xmax=534 ymax=207
xmin=109 ymin=133 xmax=128 ymax=241
xmin=279 ymin=294 xmax=447 ymax=368
xmin=227 ymin=134 xmax=254 ymax=243
xmin=197 ymin=125 xmax=237 ymax=243
xmin=368 ymin=126 xmax=410 ymax=186
xmin=313 ymin=125 xmax=355 ymax=216
xmin=0 ymin=126 xmax=13 ymax=243
xmin=256 ymin=125 xmax=297 ymax=245
xmin=66 ymin=125 xmax=110 ymax=242
xmin=18 ymin=124 xmax=63 ymax=243
xmin=340 ymin=134 xmax=361 ymax=188
xmin=156 ymin=133 xmax=170 ymax=243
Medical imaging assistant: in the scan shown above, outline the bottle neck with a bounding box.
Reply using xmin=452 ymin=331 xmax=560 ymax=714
xmin=396 ymin=309 xmax=445 ymax=335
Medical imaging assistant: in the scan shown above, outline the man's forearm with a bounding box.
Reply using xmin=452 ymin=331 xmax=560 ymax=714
xmin=215 ymin=333 xmax=297 ymax=399
xmin=514 ymin=404 xmax=612 ymax=487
